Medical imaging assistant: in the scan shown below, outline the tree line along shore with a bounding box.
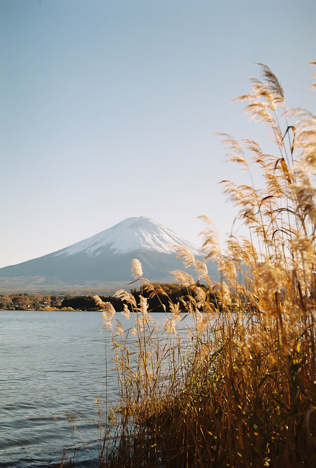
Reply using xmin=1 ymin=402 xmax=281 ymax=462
xmin=0 ymin=283 xmax=219 ymax=312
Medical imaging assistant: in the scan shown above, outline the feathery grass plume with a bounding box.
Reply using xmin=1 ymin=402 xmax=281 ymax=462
xmin=94 ymin=294 xmax=116 ymax=330
xmin=102 ymin=301 xmax=116 ymax=319
xmin=217 ymin=133 xmax=249 ymax=170
xmin=114 ymin=319 xmax=124 ymax=336
xmin=114 ymin=289 xmax=137 ymax=308
xmin=194 ymin=309 xmax=209 ymax=334
xmin=101 ymin=301 xmax=116 ymax=331
xmin=194 ymin=259 xmax=213 ymax=287
xmin=121 ymin=303 xmax=130 ymax=320
xmin=194 ymin=259 xmax=208 ymax=276
xmin=143 ymin=282 xmax=168 ymax=298
xmin=139 ymin=296 xmax=148 ymax=316
xmin=171 ymin=269 xmax=195 ymax=287
xmin=256 ymin=62 xmax=285 ymax=108
xmin=102 ymin=314 xmax=113 ymax=331
xmin=164 ymin=316 xmax=177 ymax=335
xmin=169 ymin=300 xmax=181 ymax=317
xmin=199 ymin=214 xmax=221 ymax=261
xmin=131 ymin=258 xmax=143 ymax=278
xmin=174 ymin=245 xmax=196 ymax=268
xmin=194 ymin=286 xmax=206 ymax=307
xmin=93 ymin=294 xmax=106 ymax=309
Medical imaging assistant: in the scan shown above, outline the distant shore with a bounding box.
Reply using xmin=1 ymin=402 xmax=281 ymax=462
xmin=0 ymin=284 xmax=218 ymax=313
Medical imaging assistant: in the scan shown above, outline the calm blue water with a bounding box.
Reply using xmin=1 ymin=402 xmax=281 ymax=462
xmin=0 ymin=311 xmax=121 ymax=468
xmin=0 ymin=311 xmax=189 ymax=468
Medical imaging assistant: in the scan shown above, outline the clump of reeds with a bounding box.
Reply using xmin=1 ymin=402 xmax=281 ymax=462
xmin=100 ymin=63 xmax=316 ymax=467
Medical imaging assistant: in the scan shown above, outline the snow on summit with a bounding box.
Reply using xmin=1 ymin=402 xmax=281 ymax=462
xmin=55 ymin=217 xmax=200 ymax=257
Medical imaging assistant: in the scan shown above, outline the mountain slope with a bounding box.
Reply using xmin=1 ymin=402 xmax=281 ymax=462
xmin=0 ymin=217 xmax=219 ymax=289
xmin=53 ymin=216 xmax=201 ymax=257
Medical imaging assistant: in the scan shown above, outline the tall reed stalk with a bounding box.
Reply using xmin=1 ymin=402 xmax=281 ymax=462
xmin=100 ymin=63 xmax=316 ymax=467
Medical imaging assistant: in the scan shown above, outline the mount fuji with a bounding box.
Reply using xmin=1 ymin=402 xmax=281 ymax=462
xmin=0 ymin=217 xmax=220 ymax=291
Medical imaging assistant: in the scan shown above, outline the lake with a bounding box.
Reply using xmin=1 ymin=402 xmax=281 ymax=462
xmin=0 ymin=310 xmax=191 ymax=468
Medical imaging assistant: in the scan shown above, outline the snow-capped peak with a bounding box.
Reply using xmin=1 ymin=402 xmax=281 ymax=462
xmin=54 ymin=216 xmax=200 ymax=257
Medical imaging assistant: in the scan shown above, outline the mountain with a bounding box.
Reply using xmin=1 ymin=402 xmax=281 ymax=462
xmin=0 ymin=217 xmax=220 ymax=291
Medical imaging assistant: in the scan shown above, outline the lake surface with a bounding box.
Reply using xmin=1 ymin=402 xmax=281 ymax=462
xmin=0 ymin=311 xmax=191 ymax=468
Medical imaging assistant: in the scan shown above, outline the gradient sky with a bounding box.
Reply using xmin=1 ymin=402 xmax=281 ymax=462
xmin=1 ymin=0 xmax=316 ymax=268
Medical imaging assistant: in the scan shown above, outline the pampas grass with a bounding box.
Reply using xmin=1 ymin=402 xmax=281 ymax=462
xmin=99 ymin=63 xmax=316 ymax=467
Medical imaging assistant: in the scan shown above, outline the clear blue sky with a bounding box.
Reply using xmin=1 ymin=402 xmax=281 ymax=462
xmin=1 ymin=0 xmax=315 ymax=267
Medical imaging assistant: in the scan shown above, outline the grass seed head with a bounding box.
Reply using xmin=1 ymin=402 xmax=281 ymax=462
xmin=131 ymin=258 xmax=143 ymax=278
